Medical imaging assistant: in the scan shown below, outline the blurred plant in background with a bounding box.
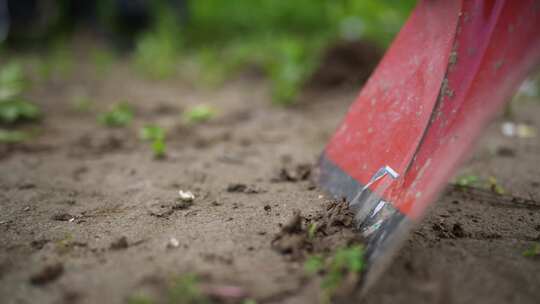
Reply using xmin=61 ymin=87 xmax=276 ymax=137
xmin=0 ymin=62 xmax=40 ymax=143
xmin=0 ymin=62 xmax=39 ymax=125
xmin=0 ymin=0 xmax=415 ymax=104
xmin=165 ymin=0 xmax=415 ymax=104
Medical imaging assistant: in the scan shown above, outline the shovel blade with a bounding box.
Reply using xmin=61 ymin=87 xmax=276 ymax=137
xmin=318 ymin=0 xmax=540 ymax=292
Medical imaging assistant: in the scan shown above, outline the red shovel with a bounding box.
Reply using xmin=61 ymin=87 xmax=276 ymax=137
xmin=317 ymin=0 xmax=540 ymax=292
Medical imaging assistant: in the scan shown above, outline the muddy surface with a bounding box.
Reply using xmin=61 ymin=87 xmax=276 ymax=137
xmin=1 ymin=58 xmax=540 ymax=304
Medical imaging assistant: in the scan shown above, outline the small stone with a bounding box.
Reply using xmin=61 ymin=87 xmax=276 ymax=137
xmin=166 ymin=237 xmax=180 ymax=249
xmin=178 ymin=190 xmax=195 ymax=202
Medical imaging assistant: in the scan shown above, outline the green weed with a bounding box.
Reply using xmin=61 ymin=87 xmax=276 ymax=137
xmin=455 ymin=174 xmax=480 ymax=187
xmin=131 ymin=0 xmax=414 ymax=104
xmin=0 ymin=62 xmax=26 ymax=99
xmin=0 ymin=129 xmax=29 ymax=143
xmin=54 ymin=233 xmax=75 ymax=255
xmin=266 ymin=37 xmax=321 ymax=105
xmin=455 ymin=174 xmax=507 ymax=195
xmin=304 ymin=255 xmax=325 ymax=275
xmin=127 ymin=295 xmax=154 ymax=304
xmin=183 ymin=105 xmax=216 ymax=124
xmin=133 ymin=4 xmax=182 ymax=80
xmin=0 ymin=63 xmax=41 ymax=126
xmin=0 ymin=99 xmax=40 ymax=124
xmin=307 ymin=222 xmax=318 ymax=240
xmin=127 ymin=273 xmax=221 ymax=304
xmin=140 ymin=125 xmax=165 ymax=141
xmin=98 ymin=102 xmax=134 ymax=127
xmin=167 ymin=274 xmax=209 ymax=304
xmin=139 ymin=125 xmax=166 ymax=158
xmin=523 ymin=243 xmax=540 ymax=257
xmin=304 ymin=245 xmax=365 ymax=302
xmin=487 ymin=176 xmax=505 ymax=195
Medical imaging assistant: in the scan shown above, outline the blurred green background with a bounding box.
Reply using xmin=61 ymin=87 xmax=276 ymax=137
xmin=0 ymin=0 xmax=416 ymax=106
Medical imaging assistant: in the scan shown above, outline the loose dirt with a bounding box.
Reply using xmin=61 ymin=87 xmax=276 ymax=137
xmin=1 ymin=55 xmax=540 ymax=304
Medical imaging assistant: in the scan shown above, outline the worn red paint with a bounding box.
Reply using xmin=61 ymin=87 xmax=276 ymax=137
xmin=324 ymin=0 xmax=540 ymax=219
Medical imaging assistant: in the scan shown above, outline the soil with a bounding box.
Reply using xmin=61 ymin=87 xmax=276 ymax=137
xmin=1 ymin=54 xmax=540 ymax=304
xmin=271 ymin=199 xmax=360 ymax=262
xmin=309 ymin=40 xmax=382 ymax=89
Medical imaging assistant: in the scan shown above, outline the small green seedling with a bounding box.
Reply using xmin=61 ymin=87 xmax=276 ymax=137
xmin=128 ymin=273 xmax=214 ymax=304
xmin=127 ymin=295 xmax=154 ymax=304
xmin=54 ymin=233 xmax=76 ymax=255
xmin=304 ymin=245 xmax=365 ymax=302
xmin=133 ymin=9 xmax=181 ymax=80
xmin=98 ymin=102 xmax=134 ymax=127
xmin=0 ymin=129 xmax=29 ymax=143
xmin=0 ymin=99 xmax=41 ymax=124
xmin=455 ymin=174 xmax=480 ymax=187
xmin=0 ymin=63 xmax=40 ymax=125
xmin=0 ymin=62 xmax=26 ymax=99
xmin=183 ymin=105 xmax=216 ymax=124
xmin=139 ymin=125 xmax=165 ymax=141
xmin=307 ymin=222 xmax=318 ymax=240
xmin=139 ymin=125 xmax=166 ymax=158
xmin=487 ymin=176 xmax=505 ymax=195
xmin=151 ymin=139 xmax=166 ymax=158
xmin=523 ymin=243 xmax=540 ymax=257
xmin=304 ymin=255 xmax=325 ymax=275
xmin=455 ymin=174 xmax=508 ymax=195
xmin=167 ymin=273 xmax=209 ymax=304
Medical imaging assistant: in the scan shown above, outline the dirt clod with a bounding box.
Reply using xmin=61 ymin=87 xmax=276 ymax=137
xmin=30 ymin=263 xmax=64 ymax=285
xmin=272 ymin=163 xmax=312 ymax=183
xmin=149 ymin=206 xmax=174 ymax=218
xmin=226 ymin=183 xmax=262 ymax=194
xmin=110 ymin=237 xmax=129 ymax=250
xmin=17 ymin=182 xmax=36 ymax=190
xmin=174 ymin=200 xmax=193 ymax=210
xmin=51 ymin=212 xmax=74 ymax=221
xmin=452 ymin=223 xmax=466 ymax=238
xmin=271 ymin=200 xmax=360 ymax=261
xmin=496 ymin=146 xmax=516 ymax=157
xmin=432 ymin=222 xmax=468 ymax=239
xmin=30 ymin=239 xmax=50 ymax=250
